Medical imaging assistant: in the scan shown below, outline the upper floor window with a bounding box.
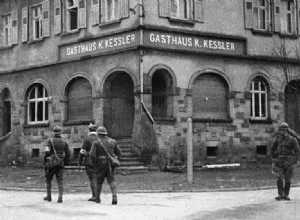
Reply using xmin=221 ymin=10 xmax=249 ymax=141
xmin=66 ymin=0 xmax=86 ymax=32
xmin=3 ymin=14 xmax=11 ymax=46
xmin=159 ymin=0 xmax=203 ymax=23
xmin=32 ymin=5 xmax=43 ymax=40
xmin=250 ymin=77 xmax=268 ymax=119
xmin=256 ymin=0 xmax=267 ymax=30
xmin=281 ymin=0 xmax=296 ymax=34
xmin=100 ymin=0 xmax=129 ymax=24
xmin=27 ymin=84 xmax=49 ymax=124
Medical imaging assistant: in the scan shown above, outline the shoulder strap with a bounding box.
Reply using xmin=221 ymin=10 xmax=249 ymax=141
xmin=51 ymin=138 xmax=59 ymax=158
xmin=98 ymin=138 xmax=110 ymax=157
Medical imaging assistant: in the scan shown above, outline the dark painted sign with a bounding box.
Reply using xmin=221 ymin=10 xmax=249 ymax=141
xmin=143 ymin=30 xmax=246 ymax=56
xmin=59 ymin=30 xmax=140 ymax=61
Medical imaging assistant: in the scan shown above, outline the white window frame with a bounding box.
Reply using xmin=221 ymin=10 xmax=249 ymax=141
xmin=32 ymin=5 xmax=43 ymax=40
xmin=257 ymin=0 xmax=267 ymax=30
xmin=281 ymin=0 xmax=296 ymax=34
xmin=28 ymin=85 xmax=49 ymax=124
xmin=3 ymin=14 xmax=11 ymax=46
xmin=250 ymin=79 xmax=268 ymax=119
xmin=171 ymin=0 xmax=190 ymax=20
xmin=105 ymin=0 xmax=119 ymax=21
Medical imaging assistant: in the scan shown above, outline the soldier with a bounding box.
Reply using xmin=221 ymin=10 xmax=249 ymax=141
xmin=90 ymin=126 xmax=122 ymax=205
xmin=271 ymin=122 xmax=300 ymax=201
xmin=44 ymin=125 xmax=70 ymax=203
xmin=78 ymin=123 xmax=98 ymax=201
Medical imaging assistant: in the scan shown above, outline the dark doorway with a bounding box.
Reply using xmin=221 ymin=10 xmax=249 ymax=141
xmin=2 ymin=88 xmax=11 ymax=136
xmin=285 ymin=80 xmax=300 ymax=134
xmin=103 ymin=72 xmax=134 ymax=138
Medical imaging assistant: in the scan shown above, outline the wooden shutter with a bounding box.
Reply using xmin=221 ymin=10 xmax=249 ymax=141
xmin=22 ymin=7 xmax=28 ymax=42
xmin=91 ymin=0 xmax=100 ymax=25
xmin=274 ymin=0 xmax=281 ymax=32
xmin=297 ymin=0 xmax=300 ymax=35
xmin=159 ymin=0 xmax=169 ymax=18
xmin=54 ymin=0 xmax=62 ymax=35
xmin=11 ymin=10 xmax=18 ymax=45
xmin=252 ymin=0 xmax=258 ymax=30
xmin=244 ymin=0 xmax=253 ymax=29
xmin=42 ymin=0 xmax=50 ymax=37
xmin=194 ymin=0 xmax=203 ymax=22
xmin=67 ymin=78 xmax=93 ymax=121
xmin=100 ymin=0 xmax=106 ymax=23
xmin=192 ymin=74 xmax=228 ymax=119
xmin=292 ymin=1 xmax=297 ymax=35
xmin=78 ymin=0 xmax=86 ymax=28
xmin=266 ymin=1 xmax=271 ymax=31
xmin=120 ymin=0 xmax=129 ymax=18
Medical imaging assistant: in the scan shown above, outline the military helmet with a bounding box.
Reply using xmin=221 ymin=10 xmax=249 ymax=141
xmin=53 ymin=125 xmax=63 ymax=134
xmin=97 ymin=126 xmax=108 ymax=135
xmin=88 ymin=123 xmax=98 ymax=132
xmin=279 ymin=122 xmax=289 ymax=130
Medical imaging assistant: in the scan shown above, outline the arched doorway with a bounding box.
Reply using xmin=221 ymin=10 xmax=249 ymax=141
xmin=285 ymin=80 xmax=300 ymax=134
xmin=103 ymin=72 xmax=134 ymax=138
xmin=1 ymin=88 xmax=11 ymax=137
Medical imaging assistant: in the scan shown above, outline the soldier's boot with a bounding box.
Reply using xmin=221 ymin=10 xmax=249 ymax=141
xmin=57 ymin=182 xmax=63 ymax=203
xmin=88 ymin=182 xmax=96 ymax=201
xmin=95 ymin=185 xmax=102 ymax=203
xmin=275 ymin=178 xmax=284 ymax=201
xmin=110 ymin=182 xmax=117 ymax=205
xmin=283 ymin=181 xmax=291 ymax=201
xmin=44 ymin=182 xmax=52 ymax=202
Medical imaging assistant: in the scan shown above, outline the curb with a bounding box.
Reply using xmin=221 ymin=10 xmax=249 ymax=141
xmin=2 ymin=184 xmax=300 ymax=194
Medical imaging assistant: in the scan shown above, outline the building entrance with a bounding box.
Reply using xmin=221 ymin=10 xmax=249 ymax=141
xmin=103 ymin=71 xmax=134 ymax=138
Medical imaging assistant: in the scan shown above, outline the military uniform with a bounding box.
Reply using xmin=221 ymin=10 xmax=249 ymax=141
xmin=271 ymin=122 xmax=300 ymax=201
xmin=90 ymin=127 xmax=121 ymax=204
xmin=78 ymin=131 xmax=98 ymax=201
xmin=44 ymin=126 xmax=70 ymax=203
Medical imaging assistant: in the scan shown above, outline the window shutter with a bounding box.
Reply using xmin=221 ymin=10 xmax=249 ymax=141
xmin=266 ymin=1 xmax=271 ymax=31
xmin=120 ymin=0 xmax=129 ymax=18
xmin=78 ymin=0 xmax=87 ymax=28
xmin=22 ymin=7 xmax=28 ymax=42
xmin=244 ymin=0 xmax=253 ymax=29
xmin=194 ymin=0 xmax=203 ymax=22
xmin=274 ymin=0 xmax=281 ymax=32
xmin=11 ymin=10 xmax=18 ymax=45
xmin=297 ymin=0 xmax=300 ymax=35
xmin=91 ymin=0 xmax=100 ymax=25
xmin=159 ymin=0 xmax=169 ymax=18
xmin=54 ymin=0 xmax=62 ymax=35
xmin=42 ymin=0 xmax=50 ymax=37
xmin=252 ymin=0 xmax=258 ymax=30
xmin=100 ymin=0 xmax=106 ymax=23
xmin=292 ymin=2 xmax=297 ymax=35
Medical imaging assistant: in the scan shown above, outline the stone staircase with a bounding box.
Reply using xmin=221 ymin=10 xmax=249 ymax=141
xmin=66 ymin=138 xmax=148 ymax=174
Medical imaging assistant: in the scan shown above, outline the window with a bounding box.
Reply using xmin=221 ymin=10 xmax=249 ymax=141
xmin=100 ymin=0 xmax=129 ymax=24
xmin=192 ymin=73 xmax=229 ymax=119
xmin=256 ymin=145 xmax=267 ymax=155
xmin=31 ymin=149 xmax=40 ymax=158
xmin=106 ymin=0 xmax=119 ymax=21
xmin=250 ymin=77 xmax=268 ymax=119
xmin=207 ymin=146 xmax=218 ymax=157
xmin=27 ymin=84 xmax=49 ymax=124
xmin=32 ymin=6 xmax=43 ymax=40
xmin=257 ymin=0 xmax=267 ymax=30
xmin=66 ymin=0 xmax=86 ymax=31
xmin=281 ymin=0 xmax=296 ymax=34
xmin=159 ymin=0 xmax=203 ymax=22
xmin=3 ymin=14 xmax=11 ymax=46
xmin=171 ymin=0 xmax=190 ymax=19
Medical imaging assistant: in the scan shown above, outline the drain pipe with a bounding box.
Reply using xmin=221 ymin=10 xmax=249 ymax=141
xmin=139 ymin=0 xmax=144 ymax=103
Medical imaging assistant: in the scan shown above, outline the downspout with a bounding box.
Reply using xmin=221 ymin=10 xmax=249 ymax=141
xmin=139 ymin=0 xmax=144 ymax=103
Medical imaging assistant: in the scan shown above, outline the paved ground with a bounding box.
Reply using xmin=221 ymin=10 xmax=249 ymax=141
xmin=1 ymin=187 xmax=300 ymax=220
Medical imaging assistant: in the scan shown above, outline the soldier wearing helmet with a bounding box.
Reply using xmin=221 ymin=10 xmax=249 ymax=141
xmin=90 ymin=126 xmax=122 ymax=205
xmin=78 ymin=123 xmax=98 ymax=201
xmin=44 ymin=125 xmax=70 ymax=203
xmin=271 ymin=122 xmax=300 ymax=201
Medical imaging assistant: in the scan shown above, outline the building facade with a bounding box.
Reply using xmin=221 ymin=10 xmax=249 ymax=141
xmin=1 ymin=0 xmax=300 ymax=167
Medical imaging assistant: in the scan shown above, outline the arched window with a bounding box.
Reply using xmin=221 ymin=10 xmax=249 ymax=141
xmin=152 ymin=69 xmax=173 ymax=118
xmin=250 ymin=76 xmax=268 ymax=119
xmin=66 ymin=77 xmax=93 ymax=121
xmin=27 ymin=84 xmax=49 ymax=124
xmin=193 ymin=73 xmax=229 ymax=119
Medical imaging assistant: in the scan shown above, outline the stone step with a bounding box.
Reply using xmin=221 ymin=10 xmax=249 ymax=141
xmin=115 ymin=166 xmax=149 ymax=174
xmin=121 ymin=161 xmax=145 ymax=166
